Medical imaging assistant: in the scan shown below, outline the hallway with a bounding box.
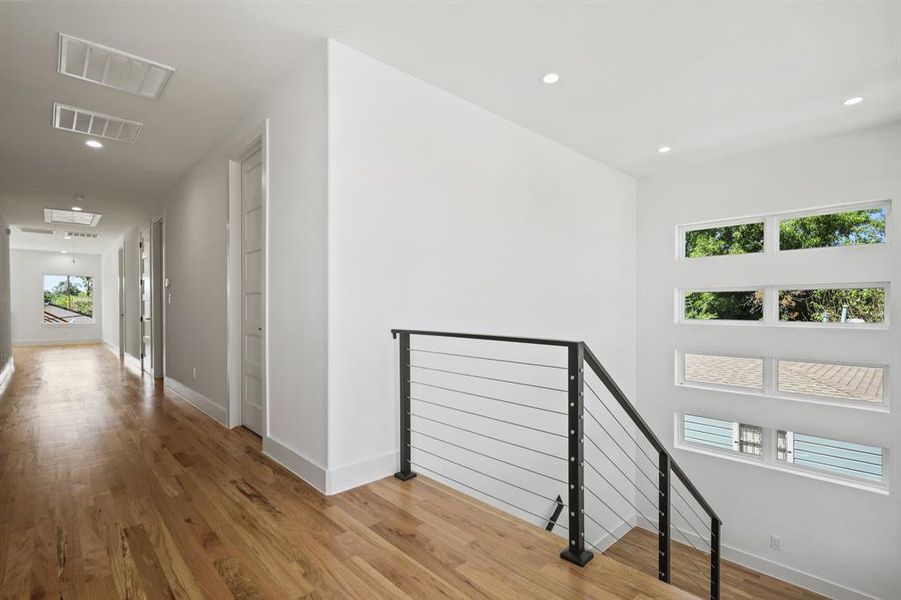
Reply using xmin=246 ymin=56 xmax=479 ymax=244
xmin=0 ymin=344 xmax=699 ymax=599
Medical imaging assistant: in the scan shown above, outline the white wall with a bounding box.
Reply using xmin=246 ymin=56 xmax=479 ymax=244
xmin=121 ymin=225 xmax=142 ymax=361
xmin=325 ymin=42 xmax=638 ymax=496
xmin=160 ymin=44 xmax=329 ymax=469
xmin=11 ymin=250 xmax=102 ymax=345
xmin=100 ymin=237 xmax=123 ymax=350
xmin=637 ymin=123 xmax=901 ymax=599
xmin=0 ymin=218 xmax=11 ymax=373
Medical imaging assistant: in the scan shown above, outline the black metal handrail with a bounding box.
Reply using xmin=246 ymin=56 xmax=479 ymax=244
xmin=392 ymin=329 xmax=722 ymax=600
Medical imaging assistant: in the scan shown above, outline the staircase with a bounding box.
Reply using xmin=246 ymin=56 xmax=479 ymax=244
xmin=391 ymin=329 xmax=721 ymax=600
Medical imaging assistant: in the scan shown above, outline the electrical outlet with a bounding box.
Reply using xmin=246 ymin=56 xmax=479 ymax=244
xmin=192 ymin=367 xmax=197 ymax=381
xmin=770 ymin=535 xmax=782 ymax=551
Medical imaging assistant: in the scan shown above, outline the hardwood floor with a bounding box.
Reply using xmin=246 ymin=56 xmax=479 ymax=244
xmin=0 ymin=344 xmax=820 ymax=599
xmin=604 ymin=528 xmax=827 ymax=600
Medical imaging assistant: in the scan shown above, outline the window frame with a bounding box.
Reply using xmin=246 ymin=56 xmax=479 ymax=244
xmin=41 ymin=272 xmax=96 ymax=327
xmin=675 ymin=414 xmax=889 ymax=494
xmin=679 ymin=413 xmax=766 ymax=460
xmin=776 ymin=201 xmax=891 ymax=253
xmin=677 ymin=216 xmax=767 ymax=260
xmin=676 ymin=199 xmax=891 ymax=261
xmin=777 ymin=430 xmax=886 ymax=486
xmin=676 ymin=350 xmax=765 ymax=394
xmin=677 ymin=282 xmax=890 ymax=329
xmin=676 ymin=350 xmax=889 ymax=412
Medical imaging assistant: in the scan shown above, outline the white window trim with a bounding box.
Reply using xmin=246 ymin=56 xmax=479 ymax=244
xmin=676 ymin=198 xmax=892 ymax=260
xmin=677 ymin=282 xmax=890 ymax=329
xmin=675 ymin=350 xmax=889 ymax=411
xmin=674 ymin=413 xmax=889 ymax=495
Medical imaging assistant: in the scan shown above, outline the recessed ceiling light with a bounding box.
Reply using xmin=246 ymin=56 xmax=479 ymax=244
xmin=61 ymin=250 xmax=68 ymax=254
xmin=658 ymin=146 xmax=672 ymax=154
xmin=542 ymin=72 xmax=560 ymax=84
xmin=85 ymin=139 xmax=103 ymax=149
xmin=71 ymin=206 xmax=83 ymax=211
xmin=64 ymin=236 xmax=72 ymax=240
xmin=843 ymin=96 xmax=863 ymax=106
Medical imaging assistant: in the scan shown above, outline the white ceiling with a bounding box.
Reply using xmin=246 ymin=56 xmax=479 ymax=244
xmin=2 ymin=2 xmax=899 ymax=249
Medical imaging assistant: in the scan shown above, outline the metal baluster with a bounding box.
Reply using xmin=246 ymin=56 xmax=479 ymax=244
xmin=711 ymin=517 xmax=721 ymax=600
xmin=659 ymin=451 xmax=671 ymax=583
xmin=394 ymin=332 xmax=416 ymax=481
xmin=560 ymin=342 xmax=593 ymax=566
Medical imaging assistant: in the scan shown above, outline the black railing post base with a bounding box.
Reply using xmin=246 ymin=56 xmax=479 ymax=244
xmin=559 ymin=548 xmax=594 ymax=567
xmin=394 ymin=471 xmax=417 ymax=481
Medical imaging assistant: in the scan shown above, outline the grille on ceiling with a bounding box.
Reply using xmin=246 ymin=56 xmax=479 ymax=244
xmin=58 ymin=33 xmax=175 ymax=100
xmin=19 ymin=227 xmax=56 ymax=235
xmin=53 ymin=103 xmax=143 ymax=143
xmin=44 ymin=208 xmax=103 ymax=228
xmin=66 ymin=231 xmax=101 ymax=239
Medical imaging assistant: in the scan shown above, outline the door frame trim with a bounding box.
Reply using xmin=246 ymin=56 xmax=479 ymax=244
xmin=226 ymin=119 xmax=269 ymax=434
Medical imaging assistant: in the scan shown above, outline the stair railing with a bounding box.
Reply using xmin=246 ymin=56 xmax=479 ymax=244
xmin=392 ymin=329 xmax=721 ymax=600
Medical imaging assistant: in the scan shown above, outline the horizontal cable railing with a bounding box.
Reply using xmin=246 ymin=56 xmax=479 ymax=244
xmin=392 ymin=329 xmax=721 ymax=600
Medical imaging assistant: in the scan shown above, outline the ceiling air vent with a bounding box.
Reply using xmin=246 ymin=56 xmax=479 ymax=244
xmin=19 ymin=227 xmax=56 ymax=235
xmin=44 ymin=208 xmax=103 ymax=228
xmin=58 ymin=33 xmax=175 ymax=100
xmin=53 ymin=103 xmax=143 ymax=143
xmin=66 ymin=231 xmax=101 ymax=239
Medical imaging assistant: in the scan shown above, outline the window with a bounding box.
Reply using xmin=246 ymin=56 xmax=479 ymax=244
xmin=684 ymin=221 xmax=764 ymax=258
xmin=778 ymin=286 xmax=885 ymax=324
xmin=682 ymin=415 xmax=761 ymax=456
xmin=738 ymin=424 xmax=763 ymax=456
xmin=678 ymin=201 xmax=890 ymax=259
xmin=684 ymin=290 xmax=763 ymax=321
xmin=43 ymin=275 xmax=94 ymax=324
xmin=779 ymin=207 xmax=886 ymax=251
xmin=683 ymin=353 xmax=763 ymax=390
xmin=777 ymin=431 xmax=883 ymax=483
xmin=777 ymin=360 xmax=884 ymax=404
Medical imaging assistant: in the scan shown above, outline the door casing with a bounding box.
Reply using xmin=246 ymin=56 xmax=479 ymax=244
xmin=226 ymin=119 xmax=269 ymax=434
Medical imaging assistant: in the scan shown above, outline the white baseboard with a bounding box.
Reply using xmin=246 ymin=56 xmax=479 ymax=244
xmin=165 ymin=377 xmax=227 ymax=426
xmin=13 ymin=338 xmax=102 ymax=347
xmin=326 ymin=450 xmax=398 ymax=495
xmin=263 ymin=435 xmax=327 ymax=493
xmin=592 ymin=513 xmax=637 ymax=552
xmin=653 ymin=517 xmax=879 ymax=600
xmin=102 ymin=341 xmax=120 ymax=356
xmin=0 ymin=357 xmax=14 ymax=390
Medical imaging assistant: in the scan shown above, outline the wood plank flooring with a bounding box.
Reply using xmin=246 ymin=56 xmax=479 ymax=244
xmin=604 ymin=528 xmax=827 ymax=600
xmin=0 ymin=344 xmax=821 ymax=599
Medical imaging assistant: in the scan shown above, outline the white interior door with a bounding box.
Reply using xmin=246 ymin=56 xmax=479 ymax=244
xmin=150 ymin=219 xmax=164 ymax=378
xmin=139 ymin=226 xmax=153 ymax=375
xmin=118 ymin=247 xmax=125 ymax=359
xmin=241 ymin=147 xmax=264 ymax=435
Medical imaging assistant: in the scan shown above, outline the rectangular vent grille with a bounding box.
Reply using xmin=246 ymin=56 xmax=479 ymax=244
xmin=66 ymin=231 xmax=101 ymax=239
xmin=58 ymin=33 xmax=175 ymax=99
xmin=19 ymin=227 xmax=56 ymax=235
xmin=44 ymin=208 xmax=103 ymax=228
xmin=53 ymin=103 xmax=142 ymax=143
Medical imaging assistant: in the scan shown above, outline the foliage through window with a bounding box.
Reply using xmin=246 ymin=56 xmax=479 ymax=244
xmin=779 ymin=208 xmax=886 ymax=251
xmin=685 ymin=222 xmax=764 ymax=258
xmin=43 ymin=275 xmax=94 ymax=324
xmin=778 ymin=287 xmax=885 ymax=324
xmin=684 ymin=290 xmax=763 ymax=321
